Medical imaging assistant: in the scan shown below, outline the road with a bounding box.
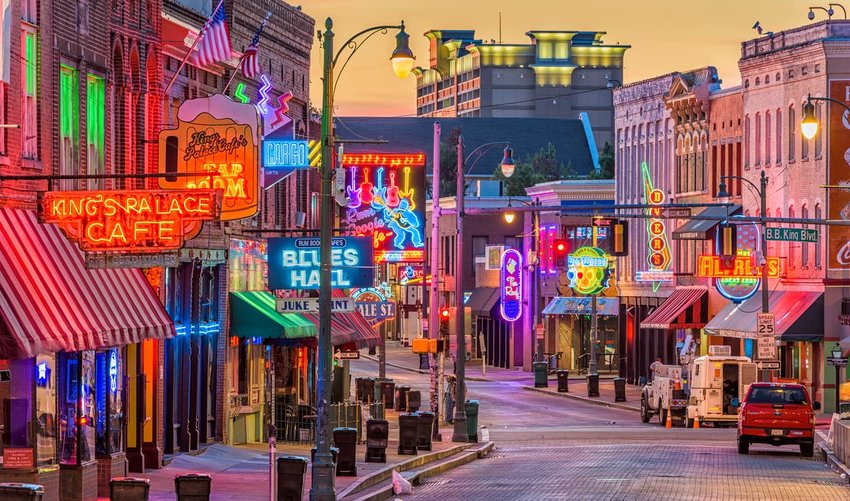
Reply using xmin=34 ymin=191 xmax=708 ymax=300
xmin=349 ymin=357 xmax=849 ymax=501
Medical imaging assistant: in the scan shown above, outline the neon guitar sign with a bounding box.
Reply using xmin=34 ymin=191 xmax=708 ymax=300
xmin=342 ymin=152 xmax=426 ymax=263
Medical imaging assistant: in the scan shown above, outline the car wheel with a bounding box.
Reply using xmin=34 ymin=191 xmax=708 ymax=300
xmin=737 ymin=437 xmax=749 ymax=455
xmin=660 ymin=406 xmax=668 ymax=426
xmin=640 ymin=396 xmax=651 ymax=423
xmin=800 ymin=442 xmax=814 ymax=458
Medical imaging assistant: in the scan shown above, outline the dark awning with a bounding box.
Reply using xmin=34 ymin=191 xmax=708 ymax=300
xmin=542 ymin=296 xmax=619 ymax=316
xmin=467 ymin=288 xmax=499 ymax=316
xmin=704 ymin=291 xmax=823 ymax=341
xmin=672 ymin=204 xmax=742 ymax=240
xmin=640 ymin=287 xmax=708 ymax=330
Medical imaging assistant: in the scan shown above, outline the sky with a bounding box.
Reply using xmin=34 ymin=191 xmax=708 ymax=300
xmin=297 ymin=0 xmax=826 ymax=116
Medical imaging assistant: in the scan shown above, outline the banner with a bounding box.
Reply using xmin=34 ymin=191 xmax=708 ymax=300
xmin=829 ymin=80 xmax=850 ymax=270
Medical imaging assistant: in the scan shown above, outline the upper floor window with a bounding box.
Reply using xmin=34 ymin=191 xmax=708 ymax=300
xmin=22 ymin=0 xmax=36 ymax=23
xmin=86 ymin=74 xmax=105 ymax=190
xmin=775 ymin=109 xmax=782 ymax=164
xmin=788 ymin=105 xmax=796 ymax=161
xmin=22 ymin=26 xmax=38 ymax=159
xmin=765 ymin=111 xmax=771 ymax=165
xmin=755 ymin=112 xmax=761 ymax=165
xmin=59 ymin=65 xmax=79 ymax=189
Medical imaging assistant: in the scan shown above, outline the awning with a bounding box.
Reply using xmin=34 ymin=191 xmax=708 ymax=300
xmin=230 ymin=291 xmax=316 ymax=340
xmin=640 ymin=286 xmax=708 ymax=330
xmin=0 ymin=208 xmax=175 ymax=358
xmin=672 ymin=204 xmax=742 ymax=240
xmin=467 ymin=288 xmax=499 ymax=316
xmin=542 ymin=296 xmax=619 ymax=316
xmin=302 ymin=290 xmax=382 ymax=349
xmin=704 ymin=291 xmax=823 ymax=341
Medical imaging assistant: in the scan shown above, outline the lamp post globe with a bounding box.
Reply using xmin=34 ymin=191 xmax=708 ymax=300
xmin=390 ymin=23 xmax=415 ymax=78
xmin=500 ymin=146 xmax=515 ymax=178
xmin=801 ymin=98 xmax=818 ymax=140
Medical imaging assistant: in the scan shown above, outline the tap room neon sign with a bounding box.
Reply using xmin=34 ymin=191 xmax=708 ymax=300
xmin=500 ymin=249 xmax=523 ymax=321
xmin=342 ymin=152 xmax=426 ymax=263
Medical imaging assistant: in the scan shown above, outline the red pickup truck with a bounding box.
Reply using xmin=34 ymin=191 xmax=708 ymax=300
xmin=737 ymin=382 xmax=820 ymax=457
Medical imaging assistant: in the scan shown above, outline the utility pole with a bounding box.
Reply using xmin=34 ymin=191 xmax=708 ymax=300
xmin=452 ymin=135 xmax=468 ymax=442
xmin=429 ymin=122 xmax=442 ymax=439
xmin=589 ymin=224 xmax=599 ymax=376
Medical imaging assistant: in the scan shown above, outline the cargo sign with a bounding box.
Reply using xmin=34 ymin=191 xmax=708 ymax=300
xmin=765 ymin=227 xmax=819 ymax=243
xmin=267 ymin=237 xmax=374 ymax=289
xmin=275 ymin=297 xmax=355 ymax=313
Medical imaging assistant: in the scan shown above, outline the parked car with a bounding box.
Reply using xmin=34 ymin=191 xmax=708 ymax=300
xmin=736 ymin=382 xmax=820 ymax=457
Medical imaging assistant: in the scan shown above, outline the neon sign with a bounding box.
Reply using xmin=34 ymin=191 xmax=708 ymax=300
xmin=697 ymin=255 xmax=781 ymax=279
xmin=352 ymin=283 xmax=395 ymax=326
xmin=262 ymin=139 xmax=310 ymax=170
xmin=342 ymin=152 xmax=426 ymax=263
xmin=108 ymin=351 xmax=118 ymax=394
xmin=267 ymin=237 xmax=374 ymax=289
xmin=567 ymin=246 xmax=611 ymax=295
xmin=158 ymin=94 xmax=260 ymax=221
xmin=39 ymin=190 xmax=218 ymax=252
xmin=500 ymin=249 xmax=522 ymax=321
xmin=539 ymin=225 xmax=558 ymax=275
xmin=398 ymin=264 xmax=424 ymax=285
xmin=641 ymin=162 xmax=672 ymax=291
xmin=36 ymin=361 xmax=49 ymax=387
xmin=707 ymin=219 xmax=773 ymax=302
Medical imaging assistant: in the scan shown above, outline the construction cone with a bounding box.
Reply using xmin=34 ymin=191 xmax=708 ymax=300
xmin=693 ymin=417 xmax=700 ymax=429
xmin=665 ymin=408 xmax=672 ymax=429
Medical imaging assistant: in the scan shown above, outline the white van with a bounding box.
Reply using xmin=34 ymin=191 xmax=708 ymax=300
xmin=686 ymin=346 xmax=758 ymax=427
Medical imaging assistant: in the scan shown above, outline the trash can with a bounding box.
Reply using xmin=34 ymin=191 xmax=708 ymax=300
xmin=557 ymin=370 xmax=569 ymax=393
xmin=379 ymin=380 xmax=395 ymax=408
xmin=419 ymin=353 xmax=430 ymax=370
xmin=365 ymin=419 xmax=389 ymax=463
xmin=613 ymin=378 xmax=627 ymax=402
xmin=417 ymin=411 xmax=435 ymax=451
xmin=0 ymin=483 xmax=44 ymax=501
xmin=277 ymin=456 xmax=308 ymax=501
xmin=396 ymin=385 xmax=411 ymax=411
xmin=587 ymin=374 xmax=599 ymax=397
xmin=533 ymin=362 xmax=548 ymax=388
xmin=398 ymin=413 xmax=420 ymax=455
xmin=406 ymin=390 xmax=421 ymax=412
xmin=368 ymin=345 xmax=377 ymax=355
xmin=464 ymin=400 xmax=479 ymax=443
xmin=110 ymin=477 xmax=150 ymax=501
xmin=333 ymin=427 xmax=358 ymax=476
xmin=174 ymin=473 xmax=212 ymax=501
xmin=363 ymin=378 xmax=376 ymax=404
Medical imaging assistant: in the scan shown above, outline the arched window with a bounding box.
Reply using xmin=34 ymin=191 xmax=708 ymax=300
xmin=815 ymin=204 xmax=823 ymax=268
xmin=815 ymin=103 xmax=823 ymax=158
xmin=788 ymin=105 xmax=796 ymax=161
xmin=801 ymin=101 xmax=810 ymax=160
xmin=801 ymin=205 xmax=809 ymax=266
xmin=775 ymin=108 xmax=782 ymax=164
xmin=755 ymin=112 xmax=761 ymax=165
xmin=765 ymin=111 xmax=771 ymax=165
xmin=788 ymin=205 xmax=796 ymax=267
xmin=744 ymin=115 xmax=751 ymax=168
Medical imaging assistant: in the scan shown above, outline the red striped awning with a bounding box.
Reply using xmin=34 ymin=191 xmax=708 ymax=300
xmin=0 ymin=208 xmax=175 ymax=358
xmin=302 ymin=290 xmax=382 ymax=349
xmin=640 ymin=286 xmax=708 ymax=330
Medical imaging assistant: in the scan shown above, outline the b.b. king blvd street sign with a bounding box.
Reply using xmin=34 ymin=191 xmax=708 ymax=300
xmin=765 ymin=227 xmax=819 ymax=243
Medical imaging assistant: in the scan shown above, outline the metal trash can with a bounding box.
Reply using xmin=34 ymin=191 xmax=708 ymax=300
xmin=365 ymin=419 xmax=389 ymax=463
xmin=396 ymin=385 xmax=411 ymax=411
xmin=354 ymin=377 xmax=364 ymax=402
xmin=110 ymin=477 xmax=150 ymax=501
xmin=464 ymin=400 xmax=480 ymax=443
xmin=398 ymin=413 xmax=420 ymax=455
xmin=379 ymin=380 xmax=395 ymax=408
xmin=419 ymin=353 xmax=430 ymax=370
xmin=174 ymin=473 xmax=212 ymax=501
xmin=362 ymin=378 xmax=375 ymax=404
xmin=613 ymin=378 xmax=627 ymax=402
xmin=406 ymin=390 xmax=421 ymax=412
xmin=557 ymin=370 xmax=569 ymax=393
xmin=417 ymin=411 xmax=435 ymax=451
xmin=277 ymin=456 xmax=308 ymax=501
xmin=333 ymin=427 xmax=358 ymax=476
xmin=587 ymin=374 xmax=600 ymax=397
xmin=533 ymin=362 xmax=548 ymax=388
xmin=0 ymin=483 xmax=44 ymax=501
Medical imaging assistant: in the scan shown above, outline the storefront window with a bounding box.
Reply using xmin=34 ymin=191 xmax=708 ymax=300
xmin=58 ymin=351 xmax=96 ymax=465
xmin=0 ymin=358 xmax=34 ymax=465
xmin=95 ymin=349 xmax=123 ymax=456
xmin=35 ymin=354 xmax=57 ymax=465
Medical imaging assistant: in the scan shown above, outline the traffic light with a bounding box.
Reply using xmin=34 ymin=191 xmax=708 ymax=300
xmin=553 ymin=239 xmax=568 ymax=268
xmin=719 ymin=223 xmax=737 ymax=257
xmin=439 ymin=307 xmax=451 ymax=323
xmin=611 ymin=220 xmax=629 ymax=256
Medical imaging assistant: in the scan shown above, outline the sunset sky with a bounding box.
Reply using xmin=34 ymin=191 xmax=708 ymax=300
xmin=297 ymin=0 xmax=821 ymax=116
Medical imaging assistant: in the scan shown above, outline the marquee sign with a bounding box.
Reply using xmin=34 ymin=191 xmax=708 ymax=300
xmin=641 ymin=162 xmax=672 ymax=291
xmin=341 ymin=152 xmax=426 ymax=263
xmin=39 ymin=190 xmax=218 ymax=253
xmin=398 ymin=264 xmax=424 ymax=285
xmin=500 ymin=249 xmax=522 ymax=321
xmin=567 ymin=246 xmax=611 ymax=295
xmin=267 ymin=236 xmax=374 ymax=289
xmin=702 ymin=219 xmax=778 ymax=302
xmin=158 ymin=94 xmax=260 ymax=221
xmin=696 ymin=255 xmax=782 ymax=279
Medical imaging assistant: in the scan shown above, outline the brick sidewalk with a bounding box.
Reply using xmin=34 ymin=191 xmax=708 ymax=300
xmin=524 ymin=379 xmax=643 ymax=413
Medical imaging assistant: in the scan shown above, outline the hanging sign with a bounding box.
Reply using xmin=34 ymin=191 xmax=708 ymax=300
xmin=702 ymin=219 xmax=781 ymax=303
xmin=352 ymin=284 xmax=396 ymax=326
xmin=341 ymin=152 xmax=426 ymax=263
xmin=567 ymin=246 xmax=611 ymax=295
xmin=158 ymin=94 xmax=260 ymax=221
xmin=828 ymin=80 xmax=850 ymax=271
xmin=641 ymin=162 xmax=672 ymax=291
xmin=267 ymin=237 xmax=374 ymax=290
xmin=500 ymin=249 xmax=523 ymax=321
xmin=397 ymin=264 xmax=424 ymax=285
xmin=39 ymin=190 xmax=218 ymax=253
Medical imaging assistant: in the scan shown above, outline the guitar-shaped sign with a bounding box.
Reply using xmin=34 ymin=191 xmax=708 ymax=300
xmin=346 ymin=167 xmax=361 ymax=209
xmin=371 ymin=167 xmax=387 ymax=210
xmin=386 ymin=171 xmax=401 ymax=207
xmin=359 ymin=168 xmax=374 ymax=206
xmin=398 ymin=167 xmax=415 ymax=209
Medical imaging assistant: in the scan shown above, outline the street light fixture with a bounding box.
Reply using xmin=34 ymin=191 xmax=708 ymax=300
xmin=801 ymin=98 xmax=818 ymax=140
xmin=503 ymin=201 xmax=516 ymax=224
xmin=314 ymin=17 xmax=413 ymax=500
xmin=500 ymin=145 xmax=515 ymax=178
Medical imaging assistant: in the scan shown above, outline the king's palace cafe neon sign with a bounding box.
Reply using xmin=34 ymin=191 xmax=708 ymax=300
xmin=39 ymin=190 xmax=219 ymax=252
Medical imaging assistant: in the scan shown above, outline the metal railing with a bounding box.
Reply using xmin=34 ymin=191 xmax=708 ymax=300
xmin=274 ymin=396 xmax=384 ymax=444
xmin=576 ymin=353 xmax=620 ymax=374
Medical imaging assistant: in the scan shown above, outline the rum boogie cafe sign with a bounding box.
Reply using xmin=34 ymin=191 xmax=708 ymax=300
xmin=267 ymin=236 xmax=374 ymax=290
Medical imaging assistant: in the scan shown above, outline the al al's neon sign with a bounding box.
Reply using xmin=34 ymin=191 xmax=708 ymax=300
xmin=39 ymin=190 xmax=218 ymax=252
xmin=641 ymin=162 xmax=671 ymax=291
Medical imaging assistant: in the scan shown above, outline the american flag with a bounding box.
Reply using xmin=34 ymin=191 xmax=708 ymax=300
xmin=240 ymin=14 xmax=270 ymax=79
xmin=195 ymin=3 xmax=231 ymax=68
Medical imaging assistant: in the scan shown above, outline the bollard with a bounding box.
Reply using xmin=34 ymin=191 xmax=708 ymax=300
xmin=276 ymin=456 xmax=307 ymax=501
xmin=174 ymin=473 xmax=212 ymax=501
xmin=333 ymin=428 xmax=358 ymax=476
xmin=406 ymin=390 xmax=421 ymax=412
xmin=416 ymin=411 xmax=435 ymax=451
xmin=613 ymin=378 xmax=627 ymax=402
xmin=398 ymin=413 xmax=420 ymax=455
xmin=365 ymin=419 xmax=389 ymax=463
xmin=464 ymin=400 xmax=480 ymax=443
xmin=0 ymin=483 xmax=44 ymax=501
xmin=533 ymin=362 xmax=548 ymax=388
xmin=586 ymin=374 xmax=599 ymax=397
xmin=110 ymin=477 xmax=150 ymax=501
xmin=557 ymin=370 xmax=569 ymax=393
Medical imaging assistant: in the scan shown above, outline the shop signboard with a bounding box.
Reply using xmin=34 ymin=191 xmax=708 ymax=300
xmin=500 ymin=249 xmax=523 ymax=321
xmin=341 ymin=152 xmax=426 ymax=263
xmin=352 ymin=284 xmax=395 ymax=326
xmin=641 ymin=162 xmax=672 ymax=292
xmin=39 ymin=190 xmax=218 ymax=253
xmin=158 ymin=94 xmax=260 ymax=221
xmin=397 ymin=264 xmax=424 ymax=285
xmin=567 ymin=246 xmax=611 ymax=296
xmin=2 ymin=448 xmax=33 ymax=468
xmin=275 ymin=297 xmax=355 ymax=313
xmin=267 ymin=236 xmax=373 ymax=290
xmin=85 ymin=252 xmax=180 ymax=269
xmin=700 ymin=219 xmax=779 ymax=303
xmin=828 ymin=80 xmax=850 ymax=271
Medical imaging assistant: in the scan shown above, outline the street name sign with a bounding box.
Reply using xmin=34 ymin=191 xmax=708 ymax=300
xmin=276 ymin=297 xmax=355 ymax=314
xmin=765 ymin=227 xmax=819 ymax=242
xmin=828 ymin=357 xmax=849 ymax=367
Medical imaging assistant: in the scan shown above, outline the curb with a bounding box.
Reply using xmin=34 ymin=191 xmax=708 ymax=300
xmin=819 ymin=442 xmax=850 ymax=485
xmin=522 ymin=385 xmax=641 ymax=413
xmin=358 ymin=354 xmax=511 ymax=383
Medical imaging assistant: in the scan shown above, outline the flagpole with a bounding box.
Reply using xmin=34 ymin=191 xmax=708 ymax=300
xmin=164 ymin=0 xmax=225 ymax=96
xmin=221 ymin=11 xmax=272 ymax=95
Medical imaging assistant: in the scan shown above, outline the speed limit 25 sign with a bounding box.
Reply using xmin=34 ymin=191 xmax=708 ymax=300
xmin=757 ymin=313 xmax=775 ymax=336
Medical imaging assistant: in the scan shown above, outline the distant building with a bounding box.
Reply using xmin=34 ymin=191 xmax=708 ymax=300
xmin=414 ymin=29 xmax=630 ymax=150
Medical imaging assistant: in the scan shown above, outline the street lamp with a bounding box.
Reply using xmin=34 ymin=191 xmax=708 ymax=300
xmin=503 ymin=201 xmax=516 ymax=224
xmin=831 ymin=344 xmax=845 ymax=413
xmin=800 ymin=92 xmax=850 ymax=141
xmin=314 ymin=18 xmax=413 ymax=500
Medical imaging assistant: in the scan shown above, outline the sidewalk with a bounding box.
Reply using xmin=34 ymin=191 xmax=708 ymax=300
xmin=524 ymin=379 xmax=642 ymax=412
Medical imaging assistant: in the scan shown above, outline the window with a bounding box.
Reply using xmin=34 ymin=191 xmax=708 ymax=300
xmin=86 ymin=75 xmax=104 ymax=189
xmin=744 ymin=115 xmax=750 ymax=168
xmin=815 ymin=103 xmax=823 ymax=158
xmin=765 ymin=111 xmax=771 ymax=165
xmin=775 ymin=109 xmax=782 ymax=164
xmin=21 ymin=26 xmax=38 ymax=159
xmin=815 ymin=204 xmax=823 ymax=268
xmin=22 ymin=0 xmax=36 ymax=23
xmin=801 ymin=205 xmax=809 ymax=267
xmin=0 ymin=0 xmax=8 ymax=155
xmin=788 ymin=206 xmax=796 ymax=267
xmin=788 ymin=105 xmax=796 ymax=161
xmin=60 ymin=65 xmax=79 ymax=189
xmin=754 ymin=112 xmax=761 ymax=165
xmin=95 ymin=349 xmax=123 ymax=456
xmin=471 ymin=235 xmax=488 ymax=275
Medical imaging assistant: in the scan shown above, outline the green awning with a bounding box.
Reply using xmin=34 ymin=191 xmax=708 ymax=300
xmin=230 ymin=291 xmax=316 ymax=340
